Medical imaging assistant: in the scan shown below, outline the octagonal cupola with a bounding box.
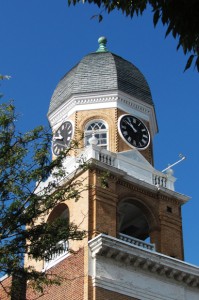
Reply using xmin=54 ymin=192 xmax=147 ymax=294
xmin=48 ymin=37 xmax=157 ymax=138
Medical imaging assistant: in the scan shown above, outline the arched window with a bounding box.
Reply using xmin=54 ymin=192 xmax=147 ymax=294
xmin=84 ymin=120 xmax=108 ymax=149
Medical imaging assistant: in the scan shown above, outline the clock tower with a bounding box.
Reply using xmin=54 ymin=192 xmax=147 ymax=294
xmin=48 ymin=36 xmax=157 ymax=166
xmin=7 ymin=37 xmax=198 ymax=300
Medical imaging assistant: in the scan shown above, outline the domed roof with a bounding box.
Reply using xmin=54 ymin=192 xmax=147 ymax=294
xmin=48 ymin=38 xmax=154 ymax=116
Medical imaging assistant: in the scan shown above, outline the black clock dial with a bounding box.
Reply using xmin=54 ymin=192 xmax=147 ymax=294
xmin=118 ymin=115 xmax=150 ymax=149
xmin=52 ymin=121 xmax=73 ymax=155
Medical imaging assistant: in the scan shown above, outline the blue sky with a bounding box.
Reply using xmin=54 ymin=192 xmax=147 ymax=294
xmin=1 ymin=1 xmax=199 ymax=265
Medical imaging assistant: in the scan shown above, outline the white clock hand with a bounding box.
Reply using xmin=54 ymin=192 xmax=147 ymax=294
xmin=124 ymin=120 xmax=137 ymax=133
xmin=53 ymin=133 xmax=63 ymax=141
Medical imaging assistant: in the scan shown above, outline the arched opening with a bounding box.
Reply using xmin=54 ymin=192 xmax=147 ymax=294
xmin=84 ymin=119 xmax=108 ymax=149
xmin=47 ymin=203 xmax=69 ymax=224
xmin=45 ymin=204 xmax=70 ymax=269
xmin=118 ymin=200 xmax=155 ymax=250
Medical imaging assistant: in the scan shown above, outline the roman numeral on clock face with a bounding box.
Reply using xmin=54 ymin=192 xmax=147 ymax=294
xmin=53 ymin=121 xmax=73 ymax=156
xmin=118 ymin=114 xmax=150 ymax=150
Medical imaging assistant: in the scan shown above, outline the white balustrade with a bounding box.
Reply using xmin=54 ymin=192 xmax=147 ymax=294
xmin=36 ymin=144 xmax=176 ymax=193
xmin=45 ymin=240 xmax=68 ymax=269
xmin=99 ymin=152 xmax=115 ymax=166
xmin=119 ymin=233 xmax=155 ymax=251
xmin=153 ymin=174 xmax=167 ymax=187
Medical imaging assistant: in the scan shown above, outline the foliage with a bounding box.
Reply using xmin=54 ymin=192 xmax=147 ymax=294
xmin=0 ymin=100 xmax=86 ymax=295
xmin=68 ymin=0 xmax=199 ymax=71
xmin=100 ymin=171 xmax=109 ymax=188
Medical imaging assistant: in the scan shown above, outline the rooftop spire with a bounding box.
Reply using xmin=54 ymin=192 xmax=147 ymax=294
xmin=96 ymin=36 xmax=108 ymax=53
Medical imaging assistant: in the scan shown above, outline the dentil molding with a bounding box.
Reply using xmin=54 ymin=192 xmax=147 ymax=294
xmin=48 ymin=91 xmax=157 ymax=137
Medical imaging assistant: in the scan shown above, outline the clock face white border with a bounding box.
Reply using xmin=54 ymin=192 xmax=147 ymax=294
xmin=52 ymin=120 xmax=74 ymax=156
xmin=118 ymin=114 xmax=150 ymax=150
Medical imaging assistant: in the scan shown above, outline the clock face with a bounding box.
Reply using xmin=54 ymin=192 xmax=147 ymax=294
xmin=118 ymin=114 xmax=150 ymax=150
xmin=52 ymin=121 xmax=73 ymax=155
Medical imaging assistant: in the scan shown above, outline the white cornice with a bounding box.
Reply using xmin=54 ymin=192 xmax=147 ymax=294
xmin=36 ymin=145 xmax=189 ymax=203
xmin=48 ymin=91 xmax=158 ymax=137
xmin=88 ymin=157 xmax=189 ymax=203
xmin=89 ymin=234 xmax=199 ymax=288
xmin=86 ymin=151 xmax=189 ymax=203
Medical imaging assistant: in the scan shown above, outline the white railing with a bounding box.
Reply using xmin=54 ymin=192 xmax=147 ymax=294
xmin=45 ymin=240 xmax=68 ymax=269
xmin=99 ymin=152 xmax=115 ymax=166
xmin=36 ymin=145 xmax=176 ymax=193
xmin=85 ymin=146 xmax=175 ymax=191
xmin=152 ymin=174 xmax=167 ymax=188
xmin=119 ymin=233 xmax=155 ymax=251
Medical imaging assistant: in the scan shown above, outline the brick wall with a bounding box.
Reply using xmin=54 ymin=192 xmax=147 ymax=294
xmin=73 ymin=108 xmax=153 ymax=165
xmin=0 ymin=249 xmax=84 ymax=300
xmin=27 ymin=248 xmax=84 ymax=300
xmin=0 ymin=276 xmax=12 ymax=300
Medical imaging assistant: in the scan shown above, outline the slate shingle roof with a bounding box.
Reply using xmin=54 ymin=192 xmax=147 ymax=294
xmin=48 ymin=52 xmax=153 ymax=115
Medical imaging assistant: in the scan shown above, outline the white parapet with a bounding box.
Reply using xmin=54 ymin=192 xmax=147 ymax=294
xmin=119 ymin=233 xmax=155 ymax=251
xmin=44 ymin=240 xmax=69 ymax=270
xmin=88 ymin=234 xmax=199 ymax=300
xmin=36 ymin=144 xmax=178 ymax=194
xmin=82 ymin=145 xmax=176 ymax=191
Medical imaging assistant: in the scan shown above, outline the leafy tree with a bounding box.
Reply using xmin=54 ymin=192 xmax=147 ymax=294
xmin=68 ymin=0 xmax=199 ymax=71
xmin=0 ymin=90 xmax=86 ymax=297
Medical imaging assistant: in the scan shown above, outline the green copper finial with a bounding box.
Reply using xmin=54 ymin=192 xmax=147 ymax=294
xmin=96 ymin=36 xmax=108 ymax=52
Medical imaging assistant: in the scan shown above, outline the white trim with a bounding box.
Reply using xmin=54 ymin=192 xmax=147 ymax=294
xmin=0 ymin=274 xmax=8 ymax=282
xmin=92 ymin=277 xmax=179 ymax=300
xmin=48 ymin=91 xmax=158 ymax=138
xmin=84 ymin=119 xmax=108 ymax=130
xmin=84 ymin=119 xmax=109 ymax=150
xmin=88 ymin=234 xmax=199 ymax=279
xmin=44 ymin=251 xmax=70 ymax=271
xmin=88 ymin=234 xmax=199 ymax=299
xmin=36 ymin=145 xmax=189 ymax=199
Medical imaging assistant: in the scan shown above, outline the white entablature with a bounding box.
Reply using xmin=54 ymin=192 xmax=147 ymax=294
xmin=48 ymin=90 xmax=158 ymax=138
xmin=88 ymin=234 xmax=199 ymax=300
